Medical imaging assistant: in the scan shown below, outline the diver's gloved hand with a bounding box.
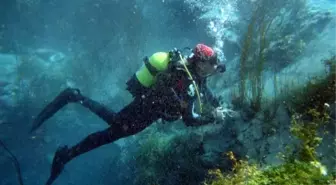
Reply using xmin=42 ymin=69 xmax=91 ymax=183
xmin=212 ymin=107 xmax=237 ymax=121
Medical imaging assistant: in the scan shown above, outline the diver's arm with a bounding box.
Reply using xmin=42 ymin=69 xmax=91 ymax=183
xmin=182 ymin=100 xmax=215 ymax=127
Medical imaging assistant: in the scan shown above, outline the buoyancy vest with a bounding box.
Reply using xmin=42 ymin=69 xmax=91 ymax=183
xmin=126 ymin=49 xmax=204 ymax=113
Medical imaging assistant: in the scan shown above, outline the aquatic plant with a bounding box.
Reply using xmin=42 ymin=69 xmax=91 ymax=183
xmin=203 ymin=111 xmax=334 ymax=185
xmin=285 ymin=56 xmax=336 ymax=114
xmin=236 ymin=0 xmax=282 ymax=116
xmin=203 ymin=157 xmax=333 ymax=185
xmin=249 ymin=19 xmax=269 ymax=113
xmin=238 ymin=10 xmax=256 ymax=109
xmin=290 ymin=108 xmax=330 ymax=163
xmin=204 ymin=74 xmax=335 ymax=185
xmin=134 ymin=131 xmax=209 ymax=185
xmin=234 ymin=0 xmax=314 ymax=119
xmin=272 ymin=56 xmax=335 ymax=168
xmin=262 ymin=72 xmax=280 ymax=122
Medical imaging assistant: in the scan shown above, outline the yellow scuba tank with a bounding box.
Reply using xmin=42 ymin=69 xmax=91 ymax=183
xmin=135 ymin=52 xmax=171 ymax=88
xmin=126 ymin=51 xmax=173 ymax=97
xmin=127 ymin=49 xmax=204 ymax=113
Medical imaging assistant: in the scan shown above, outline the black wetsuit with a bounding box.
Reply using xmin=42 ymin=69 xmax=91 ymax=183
xmin=68 ymin=66 xmax=218 ymax=159
xmin=36 ymin=62 xmax=220 ymax=185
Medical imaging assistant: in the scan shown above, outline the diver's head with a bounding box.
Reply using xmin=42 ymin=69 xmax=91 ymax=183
xmin=188 ymin=44 xmax=226 ymax=78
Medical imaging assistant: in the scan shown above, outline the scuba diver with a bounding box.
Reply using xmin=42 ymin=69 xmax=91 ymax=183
xmin=31 ymin=43 xmax=234 ymax=185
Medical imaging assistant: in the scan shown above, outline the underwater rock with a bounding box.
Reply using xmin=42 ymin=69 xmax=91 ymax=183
xmin=330 ymin=102 xmax=336 ymax=121
xmin=230 ymin=104 xmax=296 ymax=165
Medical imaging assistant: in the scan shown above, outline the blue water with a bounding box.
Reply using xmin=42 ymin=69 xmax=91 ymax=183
xmin=0 ymin=0 xmax=335 ymax=185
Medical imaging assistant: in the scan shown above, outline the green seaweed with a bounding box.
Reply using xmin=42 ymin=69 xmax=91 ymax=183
xmin=289 ymin=108 xmax=331 ymax=162
xmin=204 ymin=160 xmax=333 ymax=185
xmin=134 ymin=132 xmax=208 ymax=185
xmin=236 ymin=3 xmax=276 ymax=116
xmin=205 ymin=78 xmax=335 ymax=185
xmin=238 ymin=10 xmax=257 ymax=107
xmin=204 ymin=105 xmax=334 ymax=185
xmin=285 ymin=56 xmax=336 ymax=114
xmin=234 ymin=0 xmax=312 ymax=120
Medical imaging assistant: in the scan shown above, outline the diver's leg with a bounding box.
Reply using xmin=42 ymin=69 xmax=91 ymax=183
xmin=45 ymin=98 xmax=159 ymax=185
xmin=80 ymin=96 xmax=116 ymax=125
xmin=31 ymin=88 xmax=83 ymax=132
xmin=31 ymin=88 xmax=116 ymax=132
xmin=46 ymin=126 xmax=124 ymax=185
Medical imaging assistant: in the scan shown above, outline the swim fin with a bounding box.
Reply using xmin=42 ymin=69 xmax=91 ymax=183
xmin=45 ymin=146 xmax=69 ymax=185
xmin=30 ymin=88 xmax=83 ymax=133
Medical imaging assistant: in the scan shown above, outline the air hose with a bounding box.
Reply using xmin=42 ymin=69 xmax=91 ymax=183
xmin=178 ymin=53 xmax=203 ymax=114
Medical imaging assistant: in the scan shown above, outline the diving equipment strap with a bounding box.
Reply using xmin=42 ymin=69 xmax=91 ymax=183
xmin=143 ymin=56 xmax=159 ymax=76
xmin=178 ymin=53 xmax=203 ymax=114
xmin=142 ymin=49 xmax=203 ymax=114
